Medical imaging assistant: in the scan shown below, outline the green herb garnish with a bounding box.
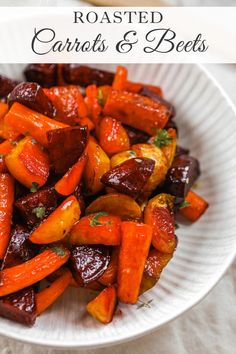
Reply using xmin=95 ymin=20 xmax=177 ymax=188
xmin=128 ymin=150 xmax=136 ymax=156
xmin=153 ymin=129 xmax=173 ymax=148
xmin=52 ymin=246 xmax=65 ymax=256
xmin=11 ymin=141 xmax=18 ymax=146
xmin=137 ymin=299 xmax=153 ymax=310
xmin=97 ymin=88 xmax=104 ymax=106
xmin=32 ymin=207 xmax=46 ymax=219
xmin=90 ymin=212 xmax=109 ymax=227
xmin=30 ymin=182 xmax=39 ymax=193
xmin=31 ymin=138 xmax=38 ymax=145
xmin=179 ymin=200 xmax=191 ymax=209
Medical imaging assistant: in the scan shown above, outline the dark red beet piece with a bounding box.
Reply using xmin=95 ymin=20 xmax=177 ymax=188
xmin=1 ymin=225 xmax=36 ymax=269
xmin=8 ymin=82 xmax=55 ymax=118
xmin=70 ymin=245 xmax=110 ymax=285
xmin=101 ymin=157 xmax=155 ymax=198
xmin=140 ymin=87 xmax=175 ymax=118
xmin=24 ymin=64 xmax=57 ymax=88
xmin=46 ymin=126 xmax=88 ymax=174
xmin=74 ymin=184 xmax=85 ymax=215
xmin=165 ymin=154 xmax=200 ymax=204
xmin=0 ymin=74 xmax=19 ymax=98
xmin=0 ymin=287 xmax=36 ymax=326
xmin=62 ymin=65 xmax=114 ymax=87
xmin=175 ymin=145 xmax=190 ymax=157
xmin=124 ymin=125 xmax=150 ymax=145
xmin=15 ymin=187 xmax=58 ymax=228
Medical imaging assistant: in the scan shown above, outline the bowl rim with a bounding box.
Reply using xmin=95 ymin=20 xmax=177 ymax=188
xmin=0 ymin=63 xmax=236 ymax=349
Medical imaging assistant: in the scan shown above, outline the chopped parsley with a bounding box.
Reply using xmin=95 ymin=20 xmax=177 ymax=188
xmin=52 ymin=246 xmax=65 ymax=256
xmin=179 ymin=200 xmax=191 ymax=209
xmin=153 ymin=129 xmax=173 ymax=148
xmin=89 ymin=212 xmax=111 ymax=227
xmin=128 ymin=150 xmax=136 ymax=156
xmin=30 ymin=182 xmax=39 ymax=193
xmin=11 ymin=141 xmax=18 ymax=146
xmin=31 ymin=138 xmax=38 ymax=145
xmin=137 ymin=298 xmax=153 ymax=309
xmin=32 ymin=207 xmax=46 ymax=219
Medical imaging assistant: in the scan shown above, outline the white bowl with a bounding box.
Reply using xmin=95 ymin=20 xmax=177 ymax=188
xmin=0 ymin=63 xmax=236 ymax=349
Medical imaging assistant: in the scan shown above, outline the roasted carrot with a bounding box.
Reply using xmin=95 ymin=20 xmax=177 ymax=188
xmin=0 ymin=137 xmax=21 ymax=172
xmin=70 ymin=213 xmax=121 ymax=246
xmin=55 ymin=153 xmax=88 ymax=196
xmin=160 ymin=128 xmax=177 ymax=168
xmin=104 ymin=90 xmax=171 ymax=135
xmin=0 ymin=103 xmax=8 ymax=119
xmin=5 ymin=136 xmax=50 ymax=189
xmin=99 ymin=117 xmax=130 ymax=156
xmin=29 ymin=195 xmax=81 ymax=244
xmin=0 ymin=103 xmax=19 ymax=141
xmin=4 ymin=103 xmax=68 ymax=146
xmin=36 ymin=269 xmax=72 ymax=315
xmin=86 ymin=286 xmax=117 ymax=324
xmin=124 ymin=81 xmax=163 ymax=96
xmin=117 ymin=222 xmax=152 ymax=304
xmin=85 ymin=85 xmax=102 ymax=125
xmin=0 ymin=173 xmax=14 ymax=259
xmin=179 ymin=190 xmax=209 ymax=222
xmin=112 ymin=66 xmax=127 ymax=91
xmin=0 ymin=246 xmax=70 ymax=297
xmin=79 ymin=117 xmax=95 ymax=131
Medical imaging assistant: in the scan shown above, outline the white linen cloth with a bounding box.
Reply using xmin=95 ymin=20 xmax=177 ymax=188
xmin=0 ymin=0 xmax=235 ymax=351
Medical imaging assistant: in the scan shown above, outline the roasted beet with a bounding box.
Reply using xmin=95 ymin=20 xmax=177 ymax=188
xmin=46 ymin=126 xmax=88 ymax=174
xmin=101 ymin=157 xmax=155 ymax=198
xmin=1 ymin=225 xmax=36 ymax=269
xmin=70 ymin=245 xmax=110 ymax=285
xmin=165 ymin=154 xmax=200 ymax=204
xmin=8 ymin=82 xmax=55 ymax=118
xmin=74 ymin=184 xmax=85 ymax=215
xmin=15 ymin=187 xmax=57 ymax=228
xmin=175 ymin=145 xmax=190 ymax=157
xmin=62 ymin=65 xmax=114 ymax=87
xmin=0 ymin=287 xmax=36 ymax=326
xmin=140 ymin=87 xmax=175 ymax=118
xmin=164 ymin=118 xmax=178 ymax=133
xmin=0 ymin=74 xmax=19 ymax=99
xmin=24 ymin=64 xmax=57 ymax=88
xmin=124 ymin=125 xmax=150 ymax=145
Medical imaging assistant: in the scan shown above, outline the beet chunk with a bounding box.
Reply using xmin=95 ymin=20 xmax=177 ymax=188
xmin=101 ymin=157 xmax=155 ymax=198
xmin=70 ymin=245 xmax=110 ymax=285
xmin=24 ymin=64 xmax=57 ymax=88
xmin=1 ymin=225 xmax=36 ymax=269
xmin=175 ymin=145 xmax=190 ymax=157
xmin=0 ymin=74 xmax=19 ymax=99
xmin=124 ymin=125 xmax=150 ymax=145
xmin=165 ymin=154 xmax=200 ymax=204
xmin=15 ymin=187 xmax=58 ymax=228
xmin=0 ymin=287 xmax=36 ymax=326
xmin=8 ymin=82 xmax=55 ymax=117
xmin=46 ymin=126 xmax=88 ymax=174
xmin=62 ymin=65 xmax=114 ymax=87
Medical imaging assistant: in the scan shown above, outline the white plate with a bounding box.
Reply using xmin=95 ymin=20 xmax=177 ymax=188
xmin=0 ymin=63 xmax=236 ymax=349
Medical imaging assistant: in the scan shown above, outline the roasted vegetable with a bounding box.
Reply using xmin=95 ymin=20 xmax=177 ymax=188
xmin=70 ymin=245 xmax=110 ymax=286
xmin=164 ymin=154 xmax=200 ymax=204
xmin=118 ymin=222 xmax=152 ymax=304
xmin=47 ymin=126 xmax=88 ymax=174
xmin=70 ymin=213 xmax=121 ymax=246
xmin=62 ymin=65 xmax=114 ymax=87
xmin=124 ymin=125 xmax=150 ymax=145
xmin=101 ymin=157 xmax=155 ymax=198
xmin=24 ymin=64 xmax=57 ymax=87
xmin=104 ymin=91 xmax=171 ymax=135
xmin=0 ymin=137 xmax=21 ymax=173
xmin=8 ymin=82 xmax=55 ymax=117
xmin=0 ymin=173 xmax=14 ymax=259
xmin=4 ymin=103 xmax=68 ymax=146
xmin=98 ymin=247 xmax=119 ymax=286
xmin=99 ymin=117 xmax=130 ymax=156
xmin=85 ymin=193 xmax=142 ymax=220
xmin=179 ymin=189 xmax=209 ymax=222
xmin=0 ymin=74 xmax=19 ymax=98
xmin=86 ymin=286 xmax=117 ymax=324
xmin=140 ymin=86 xmax=175 ymax=117
xmin=5 ymin=136 xmax=50 ymax=189
xmin=144 ymin=194 xmax=176 ymax=254
xmin=0 ymin=245 xmax=70 ymax=297
xmin=112 ymin=66 xmax=127 ymax=91
xmin=29 ymin=195 xmax=80 ymax=244
xmin=0 ymin=287 xmax=36 ymax=326
xmin=15 ymin=187 xmax=57 ymax=228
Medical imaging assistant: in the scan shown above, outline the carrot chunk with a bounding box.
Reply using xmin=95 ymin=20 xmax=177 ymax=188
xmin=86 ymin=286 xmax=117 ymax=324
xmin=0 ymin=246 xmax=70 ymax=297
xmin=112 ymin=66 xmax=127 ymax=91
xmin=117 ymin=222 xmax=152 ymax=304
xmin=5 ymin=136 xmax=50 ymax=189
xmin=4 ymin=103 xmax=68 ymax=146
xmin=0 ymin=173 xmax=14 ymax=259
xmin=29 ymin=195 xmax=81 ymax=244
xmin=36 ymin=269 xmax=72 ymax=315
xmin=179 ymin=190 xmax=209 ymax=222
xmin=70 ymin=213 xmax=121 ymax=246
